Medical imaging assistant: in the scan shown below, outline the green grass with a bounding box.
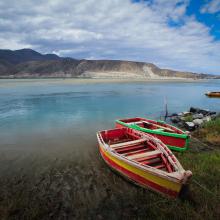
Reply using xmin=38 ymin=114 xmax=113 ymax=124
xmin=176 ymin=150 xmax=220 ymax=219
xmin=0 ymin=144 xmax=219 ymax=220
xmin=203 ymin=116 xmax=220 ymax=133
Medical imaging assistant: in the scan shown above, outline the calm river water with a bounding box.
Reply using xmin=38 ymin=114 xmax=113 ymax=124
xmin=0 ymin=79 xmax=219 ymax=153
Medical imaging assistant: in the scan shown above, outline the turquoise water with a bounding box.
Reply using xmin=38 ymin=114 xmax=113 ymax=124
xmin=0 ymin=79 xmax=219 ymax=151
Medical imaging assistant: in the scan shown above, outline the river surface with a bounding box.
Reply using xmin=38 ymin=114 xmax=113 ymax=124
xmin=0 ymin=79 xmax=219 ymax=153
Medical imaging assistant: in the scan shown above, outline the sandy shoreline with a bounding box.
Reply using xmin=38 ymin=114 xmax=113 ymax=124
xmin=0 ymin=77 xmax=208 ymax=86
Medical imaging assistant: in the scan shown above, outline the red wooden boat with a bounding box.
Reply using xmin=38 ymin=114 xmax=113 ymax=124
xmin=115 ymin=117 xmax=190 ymax=151
xmin=97 ymin=127 xmax=192 ymax=198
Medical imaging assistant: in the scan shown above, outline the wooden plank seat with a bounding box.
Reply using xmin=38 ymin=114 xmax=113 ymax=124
xmin=141 ymin=157 xmax=161 ymax=165
xmin=116 ymin=145 xmax=146 ymax=154
xmin=110 ymin=138 xmax=147 ymax=149
xmin=108 ymin=138 xmax=132 ymax=145
xmin=136 ymin=154 xmax=159 ymax=162
xmin=142 ymin=120 xmax=175 ymax=132
xmin=123 ymin=148 xmax=150 ymax=156
xmin=127 ymin=150 xmax=161 ymax=160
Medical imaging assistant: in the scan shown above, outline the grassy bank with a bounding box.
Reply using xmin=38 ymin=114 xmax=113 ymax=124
xmin=0 ymin=119 xmax=219 ymax=219
xmin=193 ymin=115 xmax=220 ymax=146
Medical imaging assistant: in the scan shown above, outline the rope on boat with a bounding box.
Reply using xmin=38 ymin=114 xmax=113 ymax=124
xmin=192 ymin=179 xmax=219 ymax=199
xmin=191 ymin=136 xmax=212 ymax=149
xmin=190 ymin=137 xmax=218 ymax=198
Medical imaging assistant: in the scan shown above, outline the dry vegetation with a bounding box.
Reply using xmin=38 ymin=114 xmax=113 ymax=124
xmin=193 ymin=115 xmax=220 ymax=147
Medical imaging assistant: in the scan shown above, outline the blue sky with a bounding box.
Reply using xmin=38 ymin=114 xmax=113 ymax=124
xmin=0 ymin=0 xmax=220 ymax=74
xmin=187 ymin=0 xmax=220 ymax=39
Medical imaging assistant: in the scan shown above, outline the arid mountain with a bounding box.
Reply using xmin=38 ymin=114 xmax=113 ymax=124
xmin=0 ymin=49 xmax=60 ymax=64
xmin=0 ymin=49 xmax=215 ymax=79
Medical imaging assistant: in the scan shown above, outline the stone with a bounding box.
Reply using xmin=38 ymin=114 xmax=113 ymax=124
xmin=209 ymin=111 xmax=216 ymax=116
xmin=198 ymin=109 xmax=210 ymax=116
xmin=185 ymin=122 xmax=196 ymax=131
xmin=203 ymin=116 xmax=211 ymax=122
xmin=193 ymin=119 xmax=203 ymax=126
xmin=211 ymin=114 xmax=217 ymax=120
xmin=171 ymin=113 xmax=178 ymax=117
xmin=199 ymin=109 xmax=210 ymax=115
xmin=182 ymin=111 xmax=191 ymax=116
xmin=178 ymin=112 xmax=183 ymax=116
xmin=190 ymin=107 xmax=211 ymax=116
xmin=181 ymin=116 xmax=192 ymax=122
xmin=193 ymin=113 xmax=203 ymax=119
xmin=177 ymin=121 xmax=185 ymax=128
xmin=189 ymin=107 xmax=199 ymax=113
xmin=170 ymin=116 xmax=180 ymax=123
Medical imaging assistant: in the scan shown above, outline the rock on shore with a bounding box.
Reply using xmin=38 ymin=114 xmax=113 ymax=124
xmin=171 ymin=107 xmax=217 ymax=131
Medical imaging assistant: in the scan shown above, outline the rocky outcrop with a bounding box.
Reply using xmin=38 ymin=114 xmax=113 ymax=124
xmin=0 ymin=49 xmax=216 ymax=79
xmin=170 ymin=107 xmax=217 ymax=131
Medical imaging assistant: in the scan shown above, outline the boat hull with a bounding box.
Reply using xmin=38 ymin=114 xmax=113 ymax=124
xmin=115 ymin=119 xmax=189 ymax=152
xmin=98 ymin=141 xmax=183 ymax=198
xmin=205 ymin=92 xmax=220 ymax=98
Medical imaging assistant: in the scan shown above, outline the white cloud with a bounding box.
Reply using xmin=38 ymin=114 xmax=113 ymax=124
xmin=150 ymin=0 xmax=189 ymax=21
xmin=0 ymin=0 xmax=219 ymax=74
xmin=0 ymin=35 xmax=32 ymax=50
xmin=200 ymin=0 xmax=220 ymax=14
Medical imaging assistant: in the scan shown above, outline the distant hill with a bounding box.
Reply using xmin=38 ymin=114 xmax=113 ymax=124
xmin=0 ymin=49 xmax=61 ymax=64
xmin=0 ymin=49 xmax=216 ymax=79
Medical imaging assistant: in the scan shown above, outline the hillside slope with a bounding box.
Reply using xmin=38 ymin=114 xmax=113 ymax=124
xmin=0 ymin=49 xmax=214 ymax=79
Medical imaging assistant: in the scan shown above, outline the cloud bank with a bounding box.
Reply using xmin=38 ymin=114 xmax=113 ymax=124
xmin=0 ymin=0 xmax=219 ymax=74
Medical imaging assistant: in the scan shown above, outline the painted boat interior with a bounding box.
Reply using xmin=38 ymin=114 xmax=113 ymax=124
xmin=120 ymin=118 xmax=182 ymax=134
xmin=100 ymin=128 xmax=175 ymax=173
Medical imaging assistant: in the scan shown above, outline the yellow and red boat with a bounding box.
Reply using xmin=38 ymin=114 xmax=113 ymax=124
xmin=205 ymin=92 xmax=220 ymax=98
xmin=97 ymin=127 xmax=192 ymax=198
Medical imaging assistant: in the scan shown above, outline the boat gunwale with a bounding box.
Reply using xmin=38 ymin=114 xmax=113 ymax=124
xmin=115 ymin=118 xmax=189 ymax=139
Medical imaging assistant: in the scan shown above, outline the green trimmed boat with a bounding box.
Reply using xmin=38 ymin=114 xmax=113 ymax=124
xmin=115 ymin=117 xmax=190 ymax=152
